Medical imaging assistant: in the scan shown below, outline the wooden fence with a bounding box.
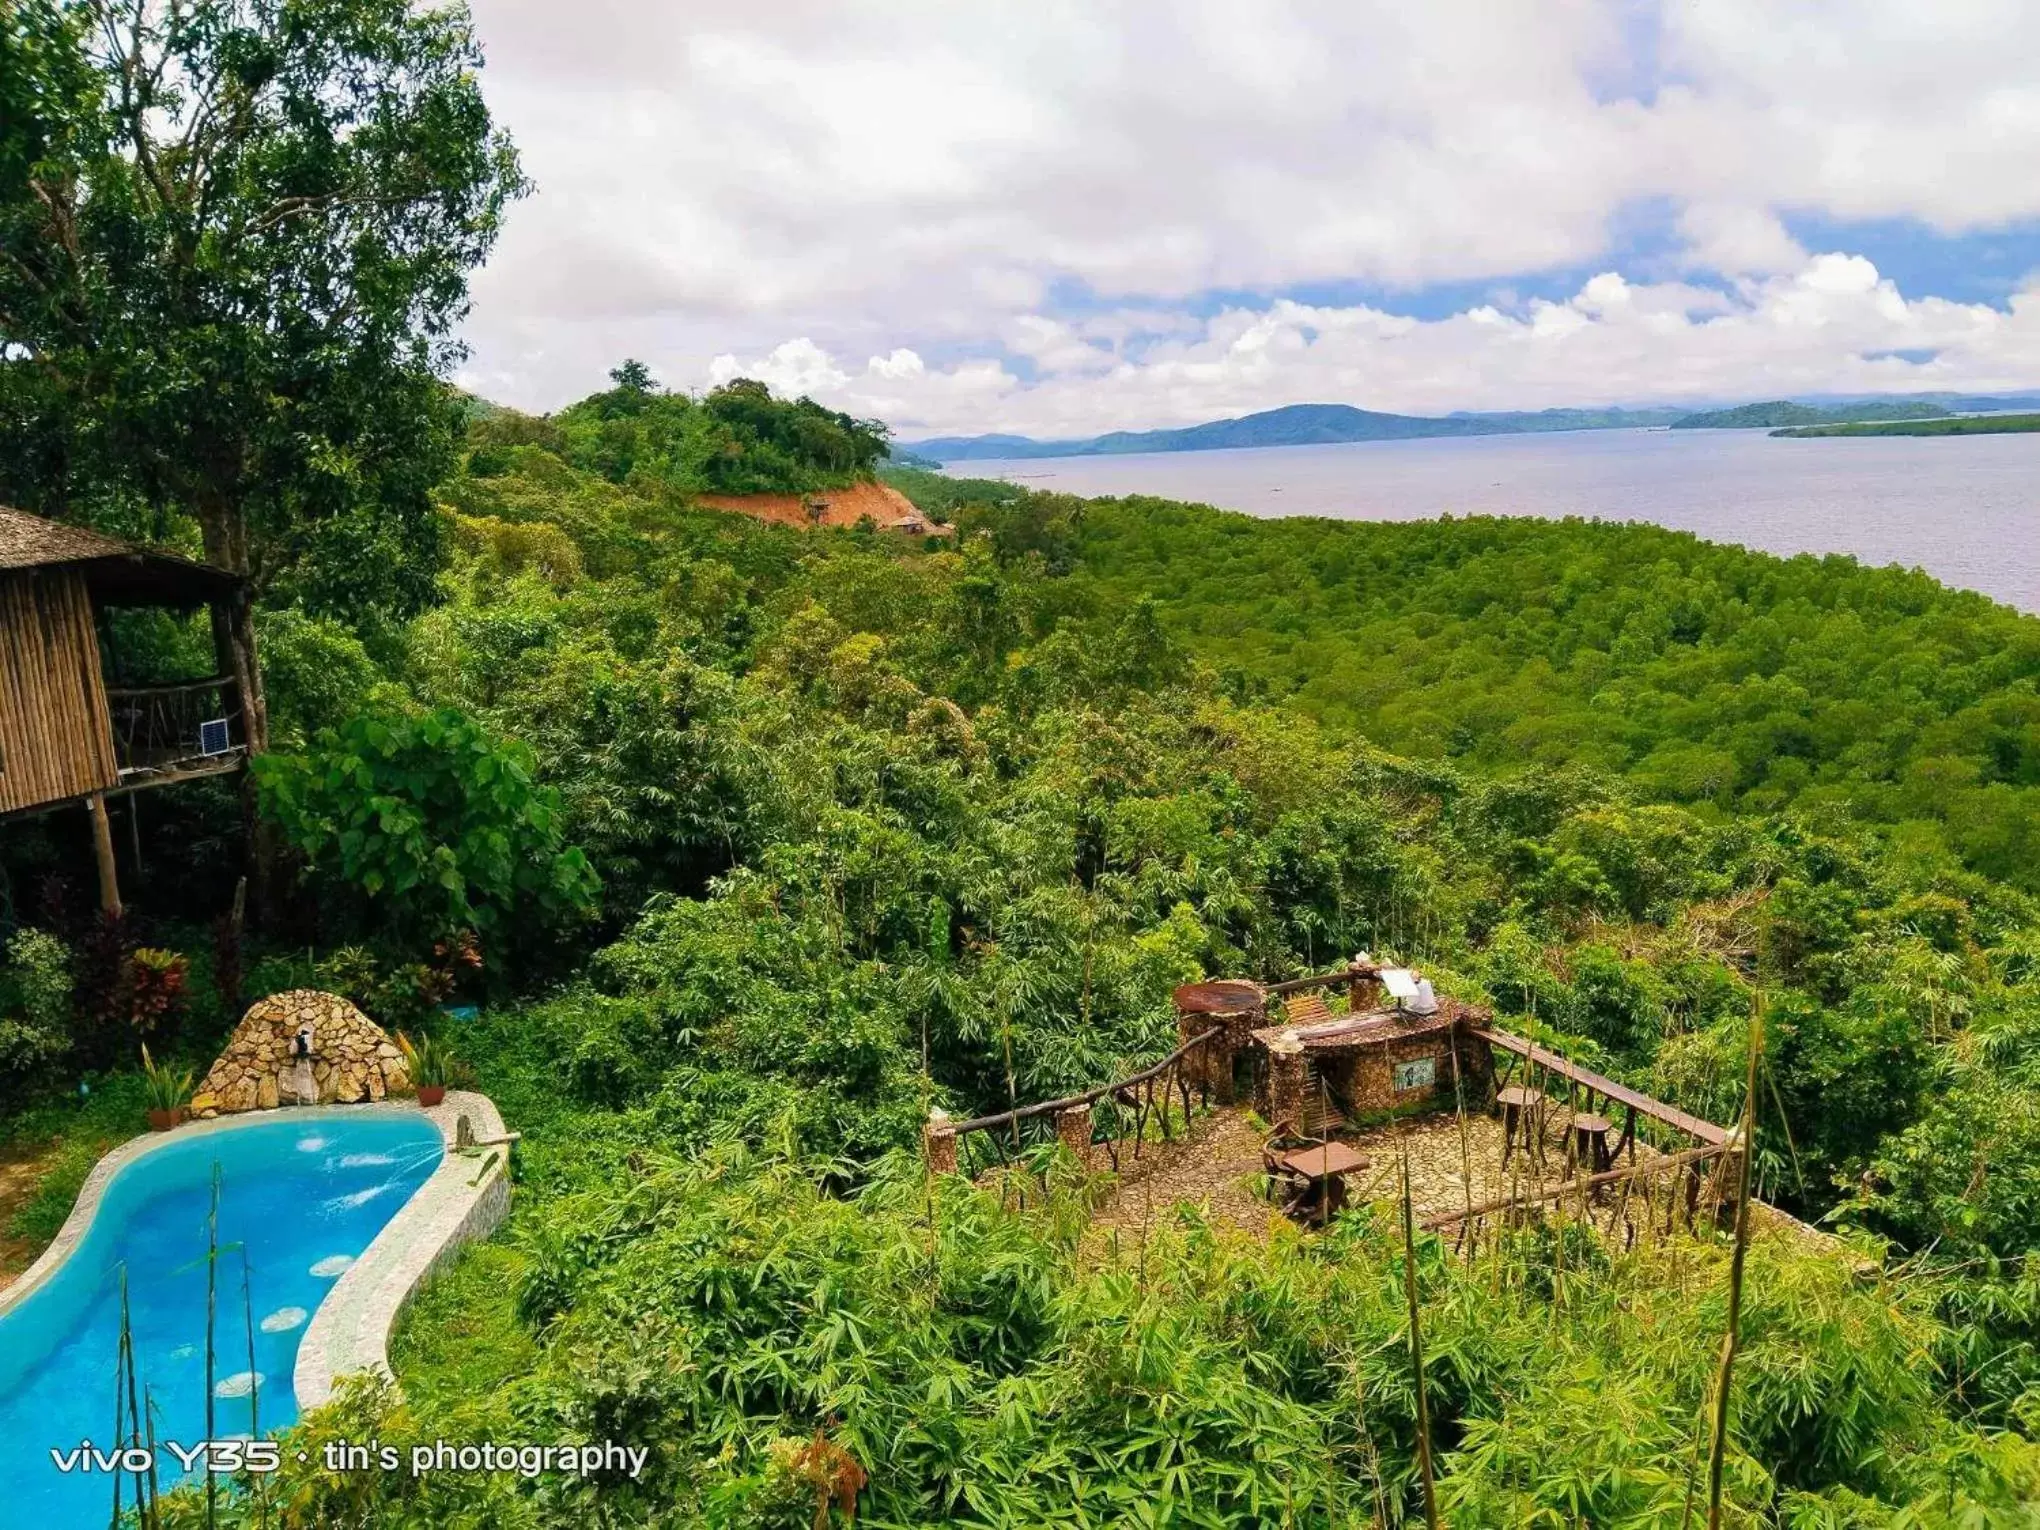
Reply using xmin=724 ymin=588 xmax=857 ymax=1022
xmin=946 ymin=1026 xmax=1222 ymax=1180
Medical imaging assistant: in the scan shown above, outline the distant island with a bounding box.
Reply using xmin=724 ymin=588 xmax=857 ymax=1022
xmin=905 ymin=393 xmax=2040 ymax=462
xmin=904 ymin=402 xmax=1687 ymax=461
xmin=1773 ymin=412 xmax=2040 ymax=438
xmin=1670 ymin=400 xmax=1953 ymax=429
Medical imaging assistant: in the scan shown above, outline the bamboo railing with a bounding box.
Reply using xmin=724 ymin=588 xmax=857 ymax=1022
xmin=949 ymin=1026 xmax=1222 ymax=1179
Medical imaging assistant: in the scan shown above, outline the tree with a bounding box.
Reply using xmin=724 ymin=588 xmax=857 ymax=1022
xmin=0 ymin=0 xmax=528 ymax=710
xmin=253 ymin=706 xmax=599 ymax=941
xmin=608 ymin=358 xmax=656 ymax=394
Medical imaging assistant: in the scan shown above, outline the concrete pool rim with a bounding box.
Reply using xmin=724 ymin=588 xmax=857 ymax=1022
xmin=0 ymin=1090 xmax=511 ymax=1413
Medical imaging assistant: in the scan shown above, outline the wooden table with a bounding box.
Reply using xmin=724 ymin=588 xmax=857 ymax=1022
xmin=1497 ymin=1085 xmax=1546 ymax=1164
xmin=1569 ymin=1113 xmax=1613 ymax=1178
xmin=1268 ymin=1141 xmax=1371 ymax=1225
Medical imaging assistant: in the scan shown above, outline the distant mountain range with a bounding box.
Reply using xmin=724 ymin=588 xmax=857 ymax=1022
xmin=901 ymin=394 xmax=2040 ymax=463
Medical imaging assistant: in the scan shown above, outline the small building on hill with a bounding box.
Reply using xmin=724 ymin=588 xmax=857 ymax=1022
xmin=0 ymin=507 xmax=261 ymax=914
xmin=1175 ymin=961 xmax=1495 ymax=1138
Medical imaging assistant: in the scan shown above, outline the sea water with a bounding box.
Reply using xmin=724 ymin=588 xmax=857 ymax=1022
xmin=0 ymin=1111 xmax=442 ymax=1526
xmin=946 ymin=426 xmax=2040 ymax=612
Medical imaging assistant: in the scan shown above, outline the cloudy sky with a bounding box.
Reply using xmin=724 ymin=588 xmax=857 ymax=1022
xmin=455 ymin=0 xmax=2040 ymax=440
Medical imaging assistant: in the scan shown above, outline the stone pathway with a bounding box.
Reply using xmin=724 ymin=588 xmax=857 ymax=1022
xmin=1087 ymin=1108 xmax=1280 ymax=1244
xmin=1085 ymin=1102 xmax=1673 ymax=1250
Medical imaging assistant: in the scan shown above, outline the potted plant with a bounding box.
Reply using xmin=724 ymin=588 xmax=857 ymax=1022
xmin=140 ymin=1044 xmax=194 ymax=1130
xmin=397 ymin=1030 xmax=458 ymax=1107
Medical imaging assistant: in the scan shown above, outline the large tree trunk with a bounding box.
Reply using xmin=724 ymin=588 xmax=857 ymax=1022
xmin=196 ymin=497 xmax=278 ymax=922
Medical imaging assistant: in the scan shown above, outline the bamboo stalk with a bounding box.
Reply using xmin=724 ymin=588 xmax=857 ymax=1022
xmin=1400 ymin=1150 xmax=1441 ymax=1530
xmin=143 ymin=1382 xmax=162 ymax=1529
xmin=242 ymin=1248 xmax=267 ymax=1529
xmin=111 ymin=1267 xmax=127 ymax=1530
xmin=1704 ymin=997 xmax=1763 ymax=1530
xmin=206 ymin=1164 xmax=220 ymax=1530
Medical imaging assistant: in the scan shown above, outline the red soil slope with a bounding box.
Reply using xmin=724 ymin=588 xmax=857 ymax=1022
xmin=692 ymin=480 xmax=951 ymax=535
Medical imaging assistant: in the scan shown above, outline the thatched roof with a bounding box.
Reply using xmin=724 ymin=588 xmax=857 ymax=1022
xmin=0 ymin=506 xmax=238 ymax=604
xmin=0 ymin=506 xmax=134 ymax=570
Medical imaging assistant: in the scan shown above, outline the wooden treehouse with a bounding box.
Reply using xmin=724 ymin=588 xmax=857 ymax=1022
xmin=0 ymin=507 xmax=263 ymax=915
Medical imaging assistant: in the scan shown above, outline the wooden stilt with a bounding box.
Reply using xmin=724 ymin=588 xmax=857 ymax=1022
xmin=88 ymin=792 xmax=122 ymax=917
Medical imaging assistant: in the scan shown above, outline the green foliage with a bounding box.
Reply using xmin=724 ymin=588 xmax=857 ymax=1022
xmin=0 ymin=927 xmax=70 ymax=1105
xmin=534 ymin=372 xmax=892 ymax=498
xmin=395 ymin=1028 xmax=461 ymax=1089
xmin=255 ymin=608 xmax=386 ymax=751
xmin=137 ymin=1043 xmax=194 ymax=1112
xmin=254 ymin=707 xmax=599 ymax=941
xmin=2 ymin=925 xmax=71 ymax=1032
xmin=0 ymin=0 xmax=523 ymax=628
xmin=72 ymin=424 xmax=2040 ymax=1521
xmin=1047 ymin=496 xmax=2040 ymax=890
xmin=160 ymin=1105 xmax=2040 ymax=1525
xmin=1774 ymin=412 xmax=2040 ymax=438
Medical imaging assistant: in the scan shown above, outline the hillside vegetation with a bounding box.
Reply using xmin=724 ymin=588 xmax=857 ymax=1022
xmin=471 ymin=364 xmax=891 ymax=496
xmin=904 ymin=477 xmax=2040 ymax=890
xmin=6 ymin=6 xmax=2040 ymax=1520
xmin=2 ymin=403 xmax=2038 ymax=1524
xmin=64 ymin=429 xmax=2040 ymax=1521
xmin=1672 ymin=400 xmax=1954 ymax=428
xmin=1775 ymin=412 xmax=2040 ymax=438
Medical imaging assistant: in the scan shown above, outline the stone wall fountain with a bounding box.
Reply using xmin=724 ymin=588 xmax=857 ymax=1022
xmin=192 ymin=990 xmax=412 ymax=1117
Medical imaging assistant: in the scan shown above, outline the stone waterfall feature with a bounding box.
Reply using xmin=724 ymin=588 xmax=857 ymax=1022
xmin=193 ymin=990 xmax=412 ymax=1116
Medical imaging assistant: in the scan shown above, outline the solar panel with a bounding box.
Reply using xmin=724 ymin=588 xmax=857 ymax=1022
xmin=1379 ymin=967 xmax=1419 ymax=1000
xmin=198 ymin=718 xmax=232 ymax=756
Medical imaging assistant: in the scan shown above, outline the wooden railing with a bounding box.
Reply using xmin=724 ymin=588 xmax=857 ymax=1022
xmin=1266 ymin=961 xmax=1381 ymax=997
xmin=107 ymin=676 xmax=244 ymax=779
xmin=949 ymin=1026 xmax=1222 ymax=1179
xmin=1421 ymin=1142 xmax=1733 ymax=1234
xmin=1478 ymin=1027 xmax=1729 ymax=1148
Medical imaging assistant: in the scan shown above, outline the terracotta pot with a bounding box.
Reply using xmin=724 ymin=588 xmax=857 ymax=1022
xmin=416 ymin=1085 xmax=446 ymax=1107
xmin=147 ymin=1106 xmax=181 ymax=1132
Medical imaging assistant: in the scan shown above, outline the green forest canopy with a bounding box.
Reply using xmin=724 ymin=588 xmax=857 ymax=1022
xmin=12 ymin=358 xmax=2040 ymax=1521
xmin=467 ymin=365 xmax=892 ymax=497
xmin=962 ymin=481 xmax=2040 ymax=889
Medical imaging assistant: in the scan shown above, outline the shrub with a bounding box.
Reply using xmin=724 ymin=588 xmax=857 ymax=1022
xmin=3 ymin=927 xmax=71 ymax=1032
xmin=254 ymin=707 xmax=600 ymax=942
xmin=127 ymin=948 xmax=190 ymax=1037
xmin=139 ymin=1044 xmax=194 ymax=1113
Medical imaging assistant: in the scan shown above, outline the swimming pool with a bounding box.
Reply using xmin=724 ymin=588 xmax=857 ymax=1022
xmin=0 ymin=1110 xmax=443 ymax=1525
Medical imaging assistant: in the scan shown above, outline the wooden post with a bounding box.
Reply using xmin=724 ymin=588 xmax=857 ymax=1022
xmin=924 ymin=1109 xmax=959 ymax=1176
xmin=1055 ymin=1103 xmax=1094 ymax=1169
xmin=211 ymin=585 xmax=276 ymax=925
xmin=1268 ymin=1036 xmax=1307 ymax=1136
xmin=87 ymin=792 xmax=122 ymax=917
xmin=210 ymin=588 xmax=268 ymax=758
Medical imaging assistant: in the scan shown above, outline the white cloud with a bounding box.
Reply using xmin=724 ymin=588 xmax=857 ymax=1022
xmin=695 ymin=257 xmax=2040 ymax=439
xmin=456 ymin=0 xmax=2040 ymax=423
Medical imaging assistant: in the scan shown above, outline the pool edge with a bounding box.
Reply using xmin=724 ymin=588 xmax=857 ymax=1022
xmin=294 ymin=1089 xmax=512 ymax=1412
xmin=0 ymin=1093 xmax=513 ymax=1420
xmin=0 ymin=1101 xmax=445 ymax=1320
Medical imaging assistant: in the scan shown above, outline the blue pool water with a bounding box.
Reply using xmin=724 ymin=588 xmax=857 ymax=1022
xmin=0 ymin=1110 xmax=442 ymax=1525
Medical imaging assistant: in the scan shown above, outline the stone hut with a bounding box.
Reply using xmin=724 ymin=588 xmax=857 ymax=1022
xmin=1175 ymin=962 xmax=1495 ymax=1139
xmin=1172 ymin=980 xmax=1269 ymax=1103
xmin=192 ymin=990 xmax=411 ymax=1116
xmin=1251 ymin=986 xmax=1494 ymax=1137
